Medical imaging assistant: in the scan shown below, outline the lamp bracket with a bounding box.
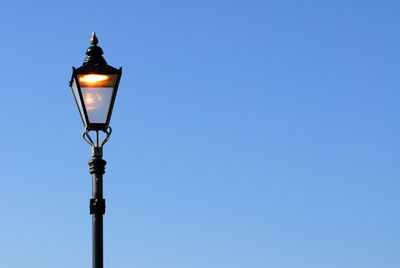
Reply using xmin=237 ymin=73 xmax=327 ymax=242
xmin=83 ymin=126 xmax=112 ymax=155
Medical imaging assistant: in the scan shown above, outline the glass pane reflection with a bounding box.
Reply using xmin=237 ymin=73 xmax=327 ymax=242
xmin=81 ymin=87 xmax=113 ymax=123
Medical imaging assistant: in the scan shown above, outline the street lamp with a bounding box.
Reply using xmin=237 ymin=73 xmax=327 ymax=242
xmin=69 ymin=32 xmax=122 ymax=268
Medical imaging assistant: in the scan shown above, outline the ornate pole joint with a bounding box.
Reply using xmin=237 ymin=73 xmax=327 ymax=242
xmin=89 ymin=146 xmax=106 ymax=174
xmin=88 ymin=158 xmax=106 ymax=174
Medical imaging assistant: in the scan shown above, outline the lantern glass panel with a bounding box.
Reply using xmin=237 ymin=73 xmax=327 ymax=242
xmin=78 ymin=74 xmax=118 ymax=124
xmin=71 ymin=78 xmax=87 ymax=126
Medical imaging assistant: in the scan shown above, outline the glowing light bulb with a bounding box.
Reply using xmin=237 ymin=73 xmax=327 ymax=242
xmin=79 ymin=74 xmax=110 ymax=83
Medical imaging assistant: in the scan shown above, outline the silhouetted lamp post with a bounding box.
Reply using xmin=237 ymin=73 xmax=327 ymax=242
xmin=69 ymin=32 xmax=122 ymax=268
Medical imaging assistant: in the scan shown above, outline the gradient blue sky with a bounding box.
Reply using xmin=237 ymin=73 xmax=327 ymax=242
xmin=0 ymin=1 xmax=399 ymax=267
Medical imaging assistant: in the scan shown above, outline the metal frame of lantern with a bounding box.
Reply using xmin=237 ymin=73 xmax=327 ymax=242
xmin=70 ymin=66 xmax=122 ymax=130
xmin=70 ymin=66 xmax=122 ymax=132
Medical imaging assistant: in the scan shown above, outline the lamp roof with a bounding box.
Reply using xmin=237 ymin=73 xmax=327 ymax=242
xmin=76 ymin=32 xmax=120 ymax=74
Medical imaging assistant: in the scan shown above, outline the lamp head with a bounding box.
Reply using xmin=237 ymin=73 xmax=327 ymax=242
xmin=70 ymin=33 xmax=122 ymax=131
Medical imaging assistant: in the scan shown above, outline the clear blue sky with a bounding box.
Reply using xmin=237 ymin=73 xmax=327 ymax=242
xmin=0 ymin=1 xmax=399 ymax=267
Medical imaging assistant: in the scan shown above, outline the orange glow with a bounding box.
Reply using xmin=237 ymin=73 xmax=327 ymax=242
xmin=79 ymin=74 xmax=110 ymax=83
xmin=84 ymin=91 xmax=102 ymax=110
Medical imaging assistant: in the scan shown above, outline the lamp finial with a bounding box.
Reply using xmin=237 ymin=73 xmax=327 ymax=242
xmin=91 ymin=32 xmax=98 ymax=46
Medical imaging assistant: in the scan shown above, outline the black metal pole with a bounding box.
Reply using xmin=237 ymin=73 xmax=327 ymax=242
xmin=89 ymin=147 xmax=106 ymax=268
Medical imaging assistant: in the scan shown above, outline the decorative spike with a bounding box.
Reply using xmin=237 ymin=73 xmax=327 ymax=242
xmin=91 ymin=32 xmax=99 ymax=46
xmin=83 ymin=32 xmax=107 ymax=65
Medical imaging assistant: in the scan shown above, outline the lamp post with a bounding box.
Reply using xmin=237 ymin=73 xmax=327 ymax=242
xmin=69 ymin=32 xmax=122 ymax=268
